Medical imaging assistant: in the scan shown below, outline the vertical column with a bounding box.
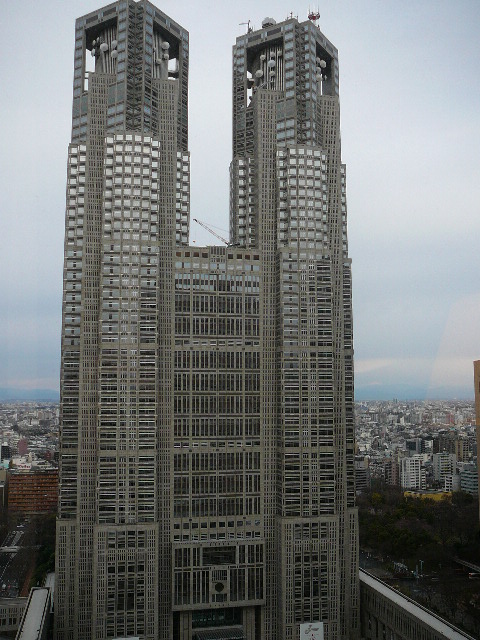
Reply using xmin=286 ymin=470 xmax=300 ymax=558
xmin=56 ymin=141 xmax=84 ymax=639
xmin=254 ymin=89 xmax=280 ymax=640
xmin=77 ymin=72 xmax=112 ymax=640
xmin=155 ymin=78 xmax=178 ymax=640
xmin=319 ymin=95 xmax=359 ymax=638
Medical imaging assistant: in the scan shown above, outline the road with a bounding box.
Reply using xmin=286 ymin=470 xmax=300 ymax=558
xmin=0 ymin=527 xmax=23 ymax=597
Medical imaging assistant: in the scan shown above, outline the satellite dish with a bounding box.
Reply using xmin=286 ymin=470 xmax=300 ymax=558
xmin=161 ymin=41 xmax=170 ymax=50
xmin=269 ymin=70 xmax=275 ymax=77
xmin=162 ymin=53 xmax=169 ymax=60
xmin=100 ymin=42 xmax=108 ymax=52
xmin=255 ymin=69 xmax=263 ymax=78
xmin=260 ymin=54 xmax=266 ymax=62
xmin=111 ymin=50 xmax=118 ymax=58
xmin=91 ymin=49 xmax=96 ymax=57
xmin=267 ymin=59 xmax=275 ymax=68
xmin=316 ymin=73 xmax=322 ymax=82
xmin=111 ymin=40 xmax=117 ymax=48
xmin=319 ymin=59 xmax=326 ymax=69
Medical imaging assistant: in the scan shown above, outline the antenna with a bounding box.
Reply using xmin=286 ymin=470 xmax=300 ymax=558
xmin=239 ymin=20 xmax=253 ymax=33
xmin=308 ymin=7 xmax=320 ymax=25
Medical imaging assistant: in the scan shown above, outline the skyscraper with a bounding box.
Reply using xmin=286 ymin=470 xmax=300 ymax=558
xmin=56 ymin=3 xmax=358 ymax=640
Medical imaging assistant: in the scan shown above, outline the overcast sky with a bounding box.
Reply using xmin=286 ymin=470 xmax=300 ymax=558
xmin=0 ymin=0 xmax=479 ymax=399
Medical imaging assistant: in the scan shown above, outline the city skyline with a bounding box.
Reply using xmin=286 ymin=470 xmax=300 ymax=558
xmin=1 ymin=0 xmax=480 ymax=401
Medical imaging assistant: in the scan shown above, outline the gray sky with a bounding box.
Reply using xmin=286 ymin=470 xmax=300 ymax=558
xmin=1 ymin=0 xmax=479 ymax=398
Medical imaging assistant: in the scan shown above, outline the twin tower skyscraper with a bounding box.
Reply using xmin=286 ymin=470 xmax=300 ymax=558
xmin=56 ymin=2 xmax=359 ymax=639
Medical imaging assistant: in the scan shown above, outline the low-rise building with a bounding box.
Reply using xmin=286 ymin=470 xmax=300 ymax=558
xmin=444 ymin=474 xmax=461 ymax=492
xmin=460 ymin=464 xmax=478 ymax=496
xmin=360 ymin=570 xmax=475 ymax=640
xmin=0 ymin=597 xmax=26 ymax=634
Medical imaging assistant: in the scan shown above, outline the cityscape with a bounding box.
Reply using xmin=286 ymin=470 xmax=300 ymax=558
xmin=0 ymin=1 xmax=479 ymax=640
xmin=0 ymin=398 xmax=479 ymax=637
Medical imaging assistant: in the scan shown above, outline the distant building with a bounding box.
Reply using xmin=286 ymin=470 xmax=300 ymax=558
xmin=7 ymin=470 xmax=58 ymax=514
xmin=17 ymin=439 xmax=28 ymax=456
xmin=432 ymin=452 xmax=456 ymax=484
xmin=405 ymin=438 xmax=428 ymax=456
xmin=355 ymin=457 xmax=370 ymax=494
xmin=444 ymin=474 xmax=461 ymax=492
xmin=460 ymin=464 xmax=478 ymax=496
xmin=1 ymin=443 xmax=11 ymax=461
xmin=474 ymin=359 xmax=480 ymax=520
xmin=455 ymin=437 xmax=472 ymax=462
xmin=384 ymin=459 xmax=399 ymax=487
xmin=434 ymin=431 xmax=472 ymax=462
xmin=10 ymin=457 xmax=32 ymax=471
xmin=400 ymin=456 xmax=426 ymax=490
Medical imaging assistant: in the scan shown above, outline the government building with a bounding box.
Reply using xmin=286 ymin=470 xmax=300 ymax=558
xmin=56 ymin=2 xmax=358 ymax=639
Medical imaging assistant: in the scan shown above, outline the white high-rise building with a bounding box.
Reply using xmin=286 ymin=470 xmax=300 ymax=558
xmin=56 ymin=4 xmax=358 ymax=640
xmin=400 ymin=455 xmax=426 ymax=490
xmin=432 ymin=452 xmax=456 ymax=484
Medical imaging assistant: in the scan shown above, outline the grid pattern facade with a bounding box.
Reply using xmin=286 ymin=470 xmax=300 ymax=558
xmin=7 ymin=470 xmax=58 ymax=514
xmin=57 ymin=4 xmax=358 ymax=640
xmin=57 ymin=2 xmax=183 ymax=637
xmin=400 ymin=456 xmax=426 ymax=490
xmin=230 ymin=15 xmax=358 ymax=640
xmin=432 ymin=452 xmax=456 ymax=482
xmin=0 ymin=599 xmax=26 ymax=633
xmin=172 ymin=248 xmax=263 ymax=636
xmin=71 ymin=1 xmax=188 ymax=151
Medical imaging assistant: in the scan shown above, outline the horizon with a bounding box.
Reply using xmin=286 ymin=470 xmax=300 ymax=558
xmin=0 ymin=387 xmax=475 ymax=404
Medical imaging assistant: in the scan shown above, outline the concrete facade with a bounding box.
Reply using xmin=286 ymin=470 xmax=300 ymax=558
xmin=400 ymin=455 xmax=426 ymax=490
xmin=360 ymin=570 xmax=475 ymax=640
xmin=56 ymin=4 xmax=358 ymax=640
xmin=7 ymin=470 xmax=58 ymax=514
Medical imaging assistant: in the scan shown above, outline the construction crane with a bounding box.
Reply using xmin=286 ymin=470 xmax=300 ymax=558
xmin=193 ymin=218 xmax=229 ymax=245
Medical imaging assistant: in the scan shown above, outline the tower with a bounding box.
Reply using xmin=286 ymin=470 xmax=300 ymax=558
xmin=56 ymin=4 xmax=359 ymax=640
xmin=230 ymin=15 xmax=358 ymax=640
xmin=57 ymin=2 xmax=189 ymax=638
